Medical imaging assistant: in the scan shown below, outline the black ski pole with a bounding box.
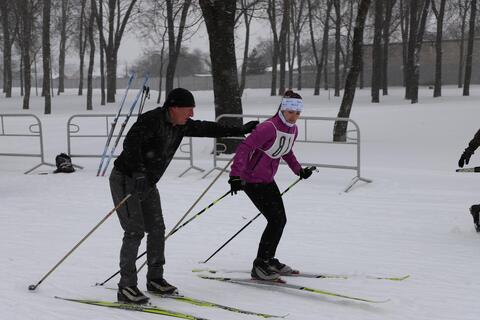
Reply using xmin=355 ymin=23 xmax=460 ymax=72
xmin=28 ymin=194 xmax=132 ymax=291
xmin=138 ymin=86 xmax=150 ymax=115
xmin=200 ymin=166 xmax=317 ymax=264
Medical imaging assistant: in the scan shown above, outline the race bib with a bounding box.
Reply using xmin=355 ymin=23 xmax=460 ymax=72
xmin=263 ymin=122 xmax=296 ymax=159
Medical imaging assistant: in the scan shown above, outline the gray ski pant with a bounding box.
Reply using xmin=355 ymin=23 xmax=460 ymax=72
xmin=109 ymin=168 xmax=165 ymax=287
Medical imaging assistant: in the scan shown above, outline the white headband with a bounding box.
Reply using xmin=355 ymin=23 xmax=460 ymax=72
xmin=280 ymin=98 xmax=304 ymax=113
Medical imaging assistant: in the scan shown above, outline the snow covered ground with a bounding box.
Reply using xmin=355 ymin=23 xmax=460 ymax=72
xmin=2 ymin=85 xmax=480 ymax=320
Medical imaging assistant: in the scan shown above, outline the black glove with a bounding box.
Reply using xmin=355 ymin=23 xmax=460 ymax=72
xmin=132 ymin=172 xmax=147 ymax=197
xmin=458 ymin=147 xmax=475 ymax=168
xmin=243 ymin=121 xmax=259 ymax=134
xmin=299 ymin=167 xmax=313 ymax=180
xmin=228 ymin=176 xmax=244 ymax=195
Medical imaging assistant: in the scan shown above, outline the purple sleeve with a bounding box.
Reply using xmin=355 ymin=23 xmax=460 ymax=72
xmin=230 ymin=122 xmax=274 ymax=177
xmin=282 ymin=130 xmax=302 ymax=175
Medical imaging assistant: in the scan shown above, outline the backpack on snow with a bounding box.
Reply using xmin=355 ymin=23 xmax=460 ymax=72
xmin=54 ymin=153 xmax=75 ymax=173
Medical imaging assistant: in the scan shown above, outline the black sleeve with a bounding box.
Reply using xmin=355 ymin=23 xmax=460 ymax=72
xmin=468 ymin=129 xmax=480 ymax=151
xmin=184 ymin=119 xmax=245 ymax=138
xmin=120 ymin=117 xmax=152 ymax=172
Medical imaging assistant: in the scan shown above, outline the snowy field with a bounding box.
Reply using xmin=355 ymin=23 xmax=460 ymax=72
xmin=2 ymin=85 xmax=480 ymax=320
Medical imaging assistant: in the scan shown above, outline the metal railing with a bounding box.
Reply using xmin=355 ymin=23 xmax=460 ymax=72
xmin=67 ymin=114 xmax=203 ymax=176
xmin=203 ymin=114 xmax=372 ymax=192
xmin=0 ymin=114 xmax=55 ymax=174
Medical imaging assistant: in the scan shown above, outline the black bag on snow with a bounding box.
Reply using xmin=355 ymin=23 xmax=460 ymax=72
xmin=54 ymin=153 xmax=75 ymax=173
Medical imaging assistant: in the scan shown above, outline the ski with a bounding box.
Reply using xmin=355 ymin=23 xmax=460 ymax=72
xmin=104 ymin=287 xmax=285 ymax=318
xmin=198 ymin=275 xmax=390 ymax=304
xmin=100 ymin=74 xmax=150 ymax=176
xmin=192 ymin=268 xmax=409 ymax=281
xmin=97 ymin=73 xmax=135 ymax=176
xmin=456 ymin=166 xmax=480 ymax=172
xmin=55 ymin=296 xmax=209 ymax=320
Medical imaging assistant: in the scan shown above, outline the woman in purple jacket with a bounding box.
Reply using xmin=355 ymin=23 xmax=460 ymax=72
xmin=228 ymin=90 xmax=314 ymax=281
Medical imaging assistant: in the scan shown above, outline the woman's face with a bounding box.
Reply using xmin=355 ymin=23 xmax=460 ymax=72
xmin=283 ymin=110 xmax=301 ymax=124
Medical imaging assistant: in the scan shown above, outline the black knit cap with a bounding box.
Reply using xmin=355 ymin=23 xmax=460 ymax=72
xmin=163 ymin=88 xmax=195 ymax=108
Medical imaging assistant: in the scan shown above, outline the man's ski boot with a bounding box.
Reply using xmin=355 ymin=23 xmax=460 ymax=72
xmin=470 ymin=205 xmax=480 ymax=233
xmin=117 ymin=285 xmax=149 ymax=304
xmin=147 ymin=278 xmax=178 ymax=295
xmin=268 ymin=258 xmax=299 ymax=275
xmin=251 ymin=257 xmax=281 ymax=281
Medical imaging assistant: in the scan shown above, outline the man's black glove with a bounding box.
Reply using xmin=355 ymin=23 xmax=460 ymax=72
xmin=228 ymin=176 xmax=244 ymax=195
xmin=243 ymin=121 xmax=259 ymax=134
xmin=132 ymin=172 xmax=147 ymax=197
xmin=299 ymin=167 xmax=313 ymax=180
xmin=458 ymin=147 xmax=475 ymax=168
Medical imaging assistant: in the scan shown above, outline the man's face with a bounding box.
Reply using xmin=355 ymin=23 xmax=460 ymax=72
xmin=169 ymin=106 xmax=194 ymax=125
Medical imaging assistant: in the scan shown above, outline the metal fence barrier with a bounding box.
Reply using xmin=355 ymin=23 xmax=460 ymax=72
xmin=203 ymin=114 xmax=372 ymax=192
xmin=67 ymin=114 xmax=203 ymax=177
xmin=0 ymin=114 xmax=55 ymax=174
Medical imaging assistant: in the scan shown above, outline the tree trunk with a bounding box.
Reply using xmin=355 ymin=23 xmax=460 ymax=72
xmin=157 ymin=29 xmax=167 ymax=104
xmin=0 ymin=0 xmax=12 ymax=97
xmin=58 ymin=0 xmax=68 ymax=95
xmin=87 ymin=0 xmax=95 ymax=111
xmin=333 ymin=0 xmax=341 ymax=96
xmin=432 ymin=0 xmax=446 ymax=97
xmin=371 ymin=0 xmax=383 ymax=103
xmin=165 ymin=0 xmax=191 ymax=94
xmin=278 ymin=0 xmax=290 ymax=95
xmin=382 ymin=0 xmax=395 ymax=95
xmin=463 ymin=0 xmax=476 ymax=96
xmin=78 ymin=0 xmax=87 ymax=96
xmin=334 ymin=0 xmax=371 ymax=141
xmin=268 ymin=0 xmax=279 ymax=96
xmin=400 ymin=0 xmax=410 ymax=88
xmin=98 ymin=0 xmax=105 ymax=105
xmin=411 ymin=0 xmax=430 ymax=103
xmin=18 ymin=0 xmax=32 ymax=109
xmin=239 ymin=0 xmax=254 ymax=96
xmin=458 ymin=0 xmax=468 ymax=88
xmin=43 ymin=0 xmax=52 ymax=114
xmin=199 ymin=0 xmax=243 ymax=154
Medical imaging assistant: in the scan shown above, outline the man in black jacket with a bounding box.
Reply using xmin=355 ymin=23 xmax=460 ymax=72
xmin=458 ymin=128 xmax=480 ymax=233
xmin=110 ymin=88 xmax=258 ymax=303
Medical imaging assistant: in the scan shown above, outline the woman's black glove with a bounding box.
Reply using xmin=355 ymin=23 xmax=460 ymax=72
xmin=299 ymin=167 xmax=313 ymax=179
xmin=228 ymin=176 xmax=244 ymax=195
xmin=243 ymin=121 xmax=259 ymax=134
xmin=458 ymin=147 xmax=475 ymax=168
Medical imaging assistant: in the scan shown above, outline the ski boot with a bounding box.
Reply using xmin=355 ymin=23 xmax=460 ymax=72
xmin=268 ymin=258 xmax=299 ymax=275
xmin=117 ymin=285 xmax=149 ymax=304
xmin=251 ymin=257 xmax=281 ymax=281
xmin=470 ymin=205 xmax=480 ymax=233
xmin=147 ymin=278 xmax=178 ymax=295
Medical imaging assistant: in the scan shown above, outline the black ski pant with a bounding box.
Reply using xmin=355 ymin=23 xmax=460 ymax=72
xmin=109 ymin=168 xmax=166 ymax=287
xmin=244 ymin=181 xmax=287 ymax=260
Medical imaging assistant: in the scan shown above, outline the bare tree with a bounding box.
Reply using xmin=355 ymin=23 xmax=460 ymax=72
xmin=267 ymin=0 xmax=279 ymax=96
xmin=431 ymin=0 xmax=446 ymax=97
xmin=16 ymin=0 xmax=33 ymax=109
xmin=456 ymin=0 xmax=469 ymax=88
xmin=278 ymin=0 xmax=290 ymax=95
xmin=77 ymin=0 xmax=87 ymax=96
xmin=310 ymin=0 xmax=332 ymax=95
xmin=199 ymin=0 xmax=243 ymax=153
xmin=165 ymin=0 xmax=192 ymax=93
xmin=371 ymin=0 xmax=383 ymax=103
xmin=382 ymin=0 xmax=396 ymax=95
xmin=97 ymin=0 xmax=105 ymax=105
xmin=333 ymin=0 xmax=340 ymax=96
xmin=92 ymin=0 xmax=139 ymax=103
xmin=333 ymin=0 xmax=371 ymax=141
xmin=238 ymin=0 xmax=258 ymax=96
xmin=42 ymin=0 xmax=52 ymax=114
xmin=57 ymin=0 xmax=71 ymax=95
xmin=463 ymin=0 xmax=476 ymax=96
xmin=0 ymin=0 xmax=16 ymax=98
xmin=87 ymin=0 xmax=95 ymax=110
xmin=290 ymin=0 xmax=306 ymax=90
